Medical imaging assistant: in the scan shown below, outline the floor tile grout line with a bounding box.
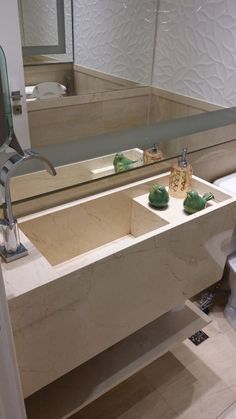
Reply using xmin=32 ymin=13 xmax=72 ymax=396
xmin=216 ymin=400 xmax=236 ymax=419
xmin=139 ymin=369 xmax=180 ymax=418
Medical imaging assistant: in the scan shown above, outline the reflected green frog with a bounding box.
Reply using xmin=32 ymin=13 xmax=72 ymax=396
xmin=113 ymin=153 xmax=137 ymax=173
xmin=183 ymin=191 xmax=214 ymax=214
xmin=148 ymin=184 xmax=169 ymax=208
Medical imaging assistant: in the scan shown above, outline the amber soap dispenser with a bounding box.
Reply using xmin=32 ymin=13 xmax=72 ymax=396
xmin=168 ymin=148 xmax=193 ymax=198
xmin=143 ymin=144 xmax=163 ymax=164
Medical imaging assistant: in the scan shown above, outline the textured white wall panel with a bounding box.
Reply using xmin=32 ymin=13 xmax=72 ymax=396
xmin=73 ymin=0 xmax=158 ymax=85
xmin=152 ymin=0 xmax=236 ymax=106
xmin=20 ymin=0 xmax=58 ymax=46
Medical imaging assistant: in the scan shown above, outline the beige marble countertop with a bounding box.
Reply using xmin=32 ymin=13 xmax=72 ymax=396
xmin=3 ymin=171 xmax=233 ymax=301
xmin=2 ymin=172 xmax=236 ymax=397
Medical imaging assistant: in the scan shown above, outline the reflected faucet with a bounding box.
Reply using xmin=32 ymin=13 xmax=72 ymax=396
xmin=0 ymin=149 xmax=56 ymax=262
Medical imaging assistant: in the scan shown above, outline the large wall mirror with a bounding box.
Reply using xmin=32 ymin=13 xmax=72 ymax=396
xmin=4 ymin=0 xmax=236 ymax=207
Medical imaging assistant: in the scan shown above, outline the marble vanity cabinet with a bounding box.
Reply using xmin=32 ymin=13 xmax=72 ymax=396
xmin=3 ymin=172 xmax=236 ymax=417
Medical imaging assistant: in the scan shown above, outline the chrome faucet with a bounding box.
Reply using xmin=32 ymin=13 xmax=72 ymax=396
xmin=0 ymin=149 xmax=56 ymax=262
xmin=0 ymin=46 xmax=56 ymax=261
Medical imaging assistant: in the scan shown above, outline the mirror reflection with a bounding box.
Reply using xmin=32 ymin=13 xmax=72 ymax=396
xmin=8 ymin=1 xmax=235 ymax=201
xmin=18 ymin=0 xmax=73 ymax=65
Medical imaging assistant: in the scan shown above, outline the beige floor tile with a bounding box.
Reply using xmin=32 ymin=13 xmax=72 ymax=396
xmin=184 ymin=333 xmax=236 ymax=389
xmin=202 ymin=320 xmax=221 ymax=338
xmin=68 ymin=301 xmax=236 ymax=419
xmin=177 ymin=363 xmax=236 ymax=419
xmin=208 ymin=307 xmax=232 ymax=335
xmin=217 ymin=401 xmax=236 ymax=418
xmin=176 ymin=385 xmax=236 ymax=419
xmin=171 ymin=341 xmax=201 ymax=367
xmin=70 ymin=371 xmax=177 ymax=419
xmin=113 ymin=391 xmax=178 ymax=419
xmin=142 ymin=348 xmax=236 ymax=419
xmin=141 ymin=352 xmax=197 ymax=388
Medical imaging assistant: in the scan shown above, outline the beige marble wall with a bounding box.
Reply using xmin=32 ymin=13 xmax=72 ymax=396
xmin=27 ymin=85 xmax=225 ymax=149
xmin=28 ymin=88 xmax=151 ymax=147
xmin=25 ymin=65 xmax=146 ymax=148
xmin=159 ymin=124 xmax=236 ymax=160
xmin=74 ymin=71 xmax=125 ymax=94
xmin=150 ymin=87 xmax=222 ymax=123
xmin=74 ymin=65 xmax=139 ymax=95
xmin=24 ymin=63 xmax=139 ymax=98
xmin=150 ymin=87 xmax=232 ymax=159
xmin=24 ymin=63 xmax=75 ymax=92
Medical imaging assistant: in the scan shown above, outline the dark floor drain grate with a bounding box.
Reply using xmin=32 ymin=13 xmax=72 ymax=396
xmin=188 ymin=330 xmax=209 ymax=346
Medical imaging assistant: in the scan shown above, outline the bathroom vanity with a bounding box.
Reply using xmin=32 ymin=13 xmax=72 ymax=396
xmin=2 ymin=171 xmax=236 ymax=418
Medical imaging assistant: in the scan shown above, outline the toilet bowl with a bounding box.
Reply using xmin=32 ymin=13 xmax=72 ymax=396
xmin=31 ymin=82 xmax=67 ymax=100
xmin=224 ymin=255 xmax=236 ymax=328
xmin=214 ymin=173 xmax=236 ymax=328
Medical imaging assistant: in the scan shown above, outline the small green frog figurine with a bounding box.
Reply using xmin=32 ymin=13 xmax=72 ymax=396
xmin=183 ymin=191 xmax=214 ymax=214
xmin=113 ymin=153 xmax=137 ymax=173
xmin=148 ymin=184 xmax=169 ymax=208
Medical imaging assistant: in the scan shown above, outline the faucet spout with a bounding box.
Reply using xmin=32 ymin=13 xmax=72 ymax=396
xmin=0 ymin=149 xmax=56 ymax=262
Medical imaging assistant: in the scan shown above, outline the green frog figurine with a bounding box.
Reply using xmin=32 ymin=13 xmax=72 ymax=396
xmin=113 ymin=153 xmax=137 ymax=173
xmin=148 ymin=184 xmax=169 ymax=208
xmin=183 ymin=191 xmax=214 ymax=214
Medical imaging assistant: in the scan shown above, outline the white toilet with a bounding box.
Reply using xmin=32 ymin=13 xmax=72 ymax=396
xmin=31 ymin=82 xmax=67 ymax=100
xmin=214 ymin=173 xmax=236 ymax=329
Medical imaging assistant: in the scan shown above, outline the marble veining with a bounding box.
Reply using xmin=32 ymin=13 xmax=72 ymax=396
xmin=2 ymin=173 xmax=236 ymax=397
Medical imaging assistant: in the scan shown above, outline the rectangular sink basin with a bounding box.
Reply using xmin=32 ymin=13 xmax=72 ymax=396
xmin=19 ymin=189 xmax=166 ymax=266
xmin=19 ymin=172 xmax=230 ymax=267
